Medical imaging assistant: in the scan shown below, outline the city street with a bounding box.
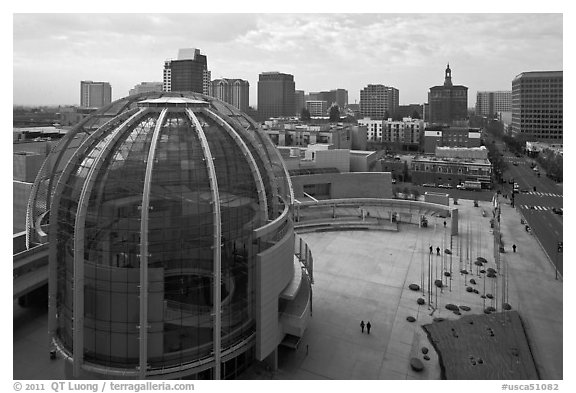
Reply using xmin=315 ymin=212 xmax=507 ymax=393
xmin=493 ymin=140 xmax=563 ymax=276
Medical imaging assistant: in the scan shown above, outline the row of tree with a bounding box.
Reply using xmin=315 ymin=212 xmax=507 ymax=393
xmin=392 ymin=187 xmax=421 ymax=200
xmin=299 ymin=105 xmax=344 ymax=122
xmin=535 ymin=149 xmax=563 ymax=182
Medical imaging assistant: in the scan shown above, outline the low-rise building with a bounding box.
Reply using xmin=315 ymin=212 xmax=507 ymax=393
xmin=349 ymin=150 xmax=386 ymax=172
xmin=278 ymin=145 xmax=350 ymax=173
xmin=129 ymin=82 xmax=163 ymax=96
xmin=435 ymin=146 xmax=488 ymax=160
xmin=305 ymin=100 xmax=328 ymax=117
xmin=358 ymin=117 xmax=424 ymax=147
xmin=423 ymin=124 xmax=481 ymax=153
xmin=59 ymin=106 xmax=98 ymax=126
xmin=411 ymin=155 xmax=492 ymax=188
xmin=263 ymin=121 xmax=367 ymax=150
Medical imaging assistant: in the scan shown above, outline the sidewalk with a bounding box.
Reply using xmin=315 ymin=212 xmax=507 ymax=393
xmin=497 ymin=202 xmax=563 ymax=379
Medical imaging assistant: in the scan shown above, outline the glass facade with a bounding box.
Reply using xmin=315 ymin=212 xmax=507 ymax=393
xmin=35 ymin=92 xmax=297 ymax=379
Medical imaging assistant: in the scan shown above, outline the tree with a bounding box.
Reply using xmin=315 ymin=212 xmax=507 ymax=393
xmin=411 ymin=188 xmax=421 ymax=201
xmin=411 ymin=110 xmax=421 ymax=119
xmin=300 ymin=108 xmax=311 ymax=121
xmin=402 ymin=161 xmax=410 ymax=182
xmin=403 ymin=186 xmax=410 ymax=199
xmin=329 ymin=105 xmax=340 ymax=122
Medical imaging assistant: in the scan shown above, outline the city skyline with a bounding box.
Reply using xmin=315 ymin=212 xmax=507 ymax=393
xmin=13 ymin=13 xmax=562 ymax=108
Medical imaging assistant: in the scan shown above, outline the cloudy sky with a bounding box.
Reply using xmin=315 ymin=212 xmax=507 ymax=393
xmin=13 ymin=13 xmax=563 ymax=107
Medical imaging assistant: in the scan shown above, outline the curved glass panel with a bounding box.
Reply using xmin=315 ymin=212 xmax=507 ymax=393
xmin=196 ymin=111 xmax=258 ymax=351
xmin=80 ymin=113 xmax=158 ymax=368
xmin=146 ymin=112 xmax=213 ymax=367
xmin=54 ymin=118 xmax=131 ymax=353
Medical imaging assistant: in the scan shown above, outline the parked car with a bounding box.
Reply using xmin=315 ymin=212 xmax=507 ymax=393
xmin=438 ymin=184 xmax=453 ymax=189
xmin=513 ymin=162 xmax=518 ymax=166
xmin=552 ymin=207 xmax=563 ymax=215
xmin=521 ymin=188 xmax=529 ymax=193
xmin=422 ymin=183 xmax=436 ymax=187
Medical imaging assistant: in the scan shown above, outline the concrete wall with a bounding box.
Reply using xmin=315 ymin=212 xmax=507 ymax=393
xmin=292 ymin=172 xmax=393 ymax=200
xmin=13 ymin=152 xmax=45 ymax=183
xmin=350 ymin=125 xmax=368 ymax=151
xmin=13 ymin=140 xmax=53 ymax=156
xmin=14 ymin=181 xmax=33 ymax=233
xmin=424 ymin=192 xmax=449 ymax=206
xmin=350 ymin=151 xmax=384 ymax=172
xmin=255 ymin=230 xmax=295 ymax=360
xmin=314 ymin=149 xmax=349 ymax=172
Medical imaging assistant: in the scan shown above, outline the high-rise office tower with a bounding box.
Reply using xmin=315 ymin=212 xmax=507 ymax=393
xmin=475 ymin=91 xmax=511 ymax=117
xmin=295 ymin=90 xmax=305 ymax=116
xmin=359 ymin=84 xmax=399 ymax=120
xmin=257 ymin=72 xmax=295 ymax=120
xmin=211 ymin=78 xmax=250 ymax=113
xmin=325 ymin=89 xmax=348 ymax=109
xmin=428 ymin=64 xmax=468 ymax=124
xmin=511 ymin=71 xmax=563 ymax=142
xmin=163 ymin=48 xmax=210 ymax=95
xmin=80 ymin=81 xmax=112 ymax=108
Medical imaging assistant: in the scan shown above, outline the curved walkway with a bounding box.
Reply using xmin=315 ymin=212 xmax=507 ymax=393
xmin=294 ymin=198 xmax=458 ymax=235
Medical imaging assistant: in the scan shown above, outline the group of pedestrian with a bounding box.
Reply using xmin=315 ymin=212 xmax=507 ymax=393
xmin=429 ymin=245 xmax=441 ymax=256
xmin=360 ymin=320 xmax=372 ymax=334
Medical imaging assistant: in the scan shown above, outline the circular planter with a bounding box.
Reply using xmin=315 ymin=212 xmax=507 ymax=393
xmin=410 ymin=357 xmax=424 ymax=372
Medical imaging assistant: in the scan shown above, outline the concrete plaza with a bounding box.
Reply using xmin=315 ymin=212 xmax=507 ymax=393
xmin=263 ymin=197 xmax=563 ymax=380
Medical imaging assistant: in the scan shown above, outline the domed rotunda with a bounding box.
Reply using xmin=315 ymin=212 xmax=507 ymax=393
xmin=26 ymin=92 xmax=313 ymax=379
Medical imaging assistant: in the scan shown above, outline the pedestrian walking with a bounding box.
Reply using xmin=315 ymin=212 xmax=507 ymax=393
xmin=360 ymin=320 xmax=365 ymax=333
xmin=436 ymin=246 xmax=440 ymax=256
xmin=513 ymin=244 xmax=517 ymax=253
xmin=443 ymin=221 xmax=446 ymax=228
xmin=429 ymin=245 xmax=433 ymax=254
xmin=366 ymin=321 xmax=372 ymax=334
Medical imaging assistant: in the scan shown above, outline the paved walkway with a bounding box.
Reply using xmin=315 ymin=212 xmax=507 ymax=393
xmin=13 ymin=198 xmax=562 ymax=380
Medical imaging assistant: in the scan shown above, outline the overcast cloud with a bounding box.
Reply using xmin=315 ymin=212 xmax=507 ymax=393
xmin=13 ymin=13 xmax=563 ymax=107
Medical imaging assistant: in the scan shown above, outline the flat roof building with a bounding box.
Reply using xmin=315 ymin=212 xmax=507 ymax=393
xmin=475 ymin=91 xmax=511 ymax=117
xmin=163 ymin=48 xmax=211 ymax=95
xmin=129 ymin=82 xmax=163 ymax=96
xmin=511 ymin=71 xmax=563 ymax=142
xmin=211 ymin=78 xmax=250 ymax=113
xmin=257 ymin=72 xmax=295 ymax=121
xmin=360 ymin=84 xmax=399 ymax=120
xmin=411 ymin=155 xmax=492 ymax=188
xmin=80 ymin=81 xmax=111 ymax=108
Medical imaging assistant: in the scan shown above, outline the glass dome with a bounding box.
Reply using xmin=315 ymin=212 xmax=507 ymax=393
xmin=34 ymin=92 xmax=295 ymax=378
